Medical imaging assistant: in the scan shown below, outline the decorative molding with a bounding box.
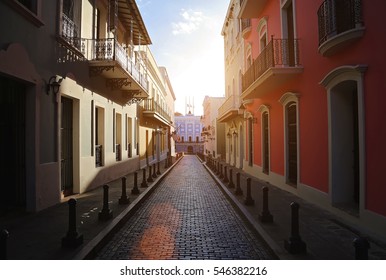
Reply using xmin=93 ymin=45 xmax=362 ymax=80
xmin=319 ymin=65 xmax=368 ymax=89
xmin=124 ymin=90 xmax=146 ymax=106
xmin=279 ymin=92 xmax=301 ymax=105
xmin=89 ymin=66 xmax=115 ymax=77
xmin=257 ymin=104 xmax=271 ymax=112
xmin=106 ymin=78 xmax=131 ymax=90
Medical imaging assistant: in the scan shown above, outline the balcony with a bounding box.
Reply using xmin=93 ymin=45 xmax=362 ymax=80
xmin=83 ymin=38 xmax=149 ymax=104
xmin=218 ymin=94 xmax=243 ymax=123
xmin=239 ymin=0 xmax=268 ymax=19
xmin=201 ymin=126 xmax=210 ymax=136
xmin=140 ymin=98 xmax=172 ymax=126
xmin=318 ymin=0 xmax=364 ymax=56
xmin=57 ymin=0 xmax=151 ymax=106
xmin=241 ymin=37 xmax=303 ymax=100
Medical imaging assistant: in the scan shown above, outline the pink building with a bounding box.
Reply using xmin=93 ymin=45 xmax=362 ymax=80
xmin=238 ymin=0 xmax=386 ymax=238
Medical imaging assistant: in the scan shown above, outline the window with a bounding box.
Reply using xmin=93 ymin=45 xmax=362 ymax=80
xmin=127 ymin=117 xmax=132 ymax=158
xmin=258 ymin=106 xmax=270 ymax=174
xmin=95 ymin=106 xmax=105 ymax=167
xmin=6 ymin=0 xmax=43 ymax=27
xmin=115 ymin=113 xmax=122 ymax=161
xmin=17 ymin=0 xmax=37 ymax=13
xmin=257 ymin=17 xmax=268 ymax=52
xmin=62 ymin=0 xmax=81 ymax=39
xmin=279 ymin=92 xmax=300 ymax=186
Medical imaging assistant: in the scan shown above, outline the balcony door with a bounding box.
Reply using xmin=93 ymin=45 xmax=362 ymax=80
xmin=282 ymin=0 xmax=296 ymax=66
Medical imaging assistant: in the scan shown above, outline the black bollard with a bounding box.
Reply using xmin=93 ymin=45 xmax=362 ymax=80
xmin=284 ymin=202 xmax=307 ymax=254
xmin=219 ymin=164 xmax=224 ymax=179
xmin=244 ymin=178 xmax=255 ymax=205
xmin=131 ymin=172 xmax=140 ymax=194
xmin=228 ymin=169 xmax=235 ymax=188
xmin=147 ymin=165 xmax=154 ymax=182
xmin=223 ymin=166 xmax=229 ymax=183
xmin=259 ymin=186 xmax=273 ymax=223
xmin=141 ymin=168 xmax=148 ymax=188
xmin=235 ymin=172 xmax=243 ymax=196
xmin=62 ymin=198 xmax=83 ymax=247
xmin=119 ymin=177 xmax=130 ymax=205
xmin=216 ymin=161 xmax=220 ymax=175
xmin=164 ymin=157 xmax=168 ymax=168
xmin=152 ymin=164 xmax=158 ymax=178
xmin=99 ymin=185 xmax=113 ymax=221
xmin=353 ymin=237 xmax=370 ymax=260
xmin=1 ymin=229 xmax=9 ymax=260
xmin=157 ymin=161 xmax=161 ymax=175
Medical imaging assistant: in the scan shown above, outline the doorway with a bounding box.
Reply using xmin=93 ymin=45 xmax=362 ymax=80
xmin=330 ymin=80 xmax=359 ymax=214
xmin=0 ymin=76 xmax=26 ymax=214
xmin=61 ymin=97 xmax=74 ymax=196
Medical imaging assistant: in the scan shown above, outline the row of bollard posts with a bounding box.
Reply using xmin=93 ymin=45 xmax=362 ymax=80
xmin=210 ymin=160 xmax=371 ymax=258
xmin=4 ymin=164 xmax=172 ymax=256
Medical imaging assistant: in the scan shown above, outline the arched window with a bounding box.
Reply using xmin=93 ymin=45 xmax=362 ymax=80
xmin=279 ymin=92 xmax=300 ymax=186
xmin=258 ymin=104 xmax=271 ymax=174
xmin=257 ymin=17 xmax=268 ymax=52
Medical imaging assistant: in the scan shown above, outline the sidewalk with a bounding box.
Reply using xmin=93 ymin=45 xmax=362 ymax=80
xmin=202 ymin=157 xmax=386 ymax=260
xmin=2 ymin=155 xmax=386 ymax=260
xmin=0 ymin=157 xmax=179 ymax=260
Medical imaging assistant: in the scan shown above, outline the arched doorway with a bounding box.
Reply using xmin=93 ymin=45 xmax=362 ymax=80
xmin=321 ymin=65 xmax=367 ymax=216
xmin=187 ymin=146 xmax=193 ymax=154
xmin=330 ymin=80 xmax=360 ymax=212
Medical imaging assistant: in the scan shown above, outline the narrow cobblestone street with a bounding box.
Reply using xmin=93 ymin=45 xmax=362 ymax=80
xmin=95 ymin=155 xmax=276 ymax=260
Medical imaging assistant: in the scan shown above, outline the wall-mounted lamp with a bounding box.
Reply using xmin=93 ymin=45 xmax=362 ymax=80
xmin=46 ymin=76 xmax=63 ymax=95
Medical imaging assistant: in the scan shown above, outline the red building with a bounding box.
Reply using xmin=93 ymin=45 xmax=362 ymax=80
xmin=238 ymin=0 xmax=386 ymax=238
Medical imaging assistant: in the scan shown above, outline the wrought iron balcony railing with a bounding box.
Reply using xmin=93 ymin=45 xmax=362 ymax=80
xmin=61 ymin=13 xmax=84 ymax=52
xmin=59 ymin=12 xmax=148 ymax=92
xmin=128 ymin=143 xmax=132 ymax=158
xmin=115 ymin=144 xmax=121 ymax=161
xmin=242 ymin=37 xmax=300 ymax=92
xmin=86 ymin=38 xmax=148 ymax=91
xmin=95 ymin=145 xmax=103 ymax=167
xmin=318 ymin=0 xmax=363 ymax=46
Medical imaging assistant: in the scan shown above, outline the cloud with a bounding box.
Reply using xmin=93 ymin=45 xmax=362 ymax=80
xmin=172 ymin=9 xmax=204 ymax=35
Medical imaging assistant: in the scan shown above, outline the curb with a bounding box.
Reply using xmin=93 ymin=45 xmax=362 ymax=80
xmin=73 ymin=156 xmax=184 ymax=260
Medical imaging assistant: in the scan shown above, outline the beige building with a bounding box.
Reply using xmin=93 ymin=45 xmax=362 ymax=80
xmin=0 ymin=0 xmax=174 ymax=214
xmin=138 ymin=46 xmax=175 ymax=168
xmin=219 ymin=0 xmax=246 ymax=168
xmin=201 ymin=96 xmax=226 ymax=159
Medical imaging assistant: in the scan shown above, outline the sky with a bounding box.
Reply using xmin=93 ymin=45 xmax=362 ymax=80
xmin=137 ymin=0 xmax=230 ymax=116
